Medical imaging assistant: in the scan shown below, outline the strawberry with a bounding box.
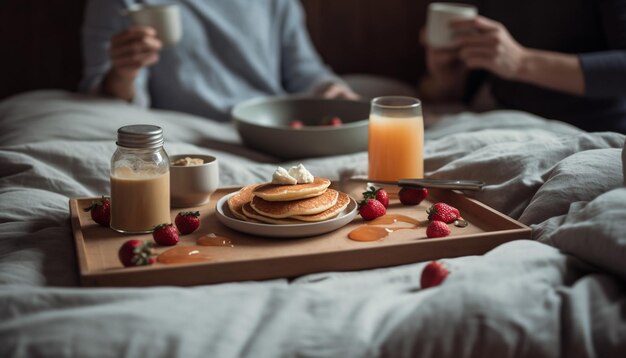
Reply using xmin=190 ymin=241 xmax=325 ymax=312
xmin=362 ymin=186 xmax=389 ymax=208
xmin=175 ymin=211 xmax=200 ymax=235
xmin=289 ymin=120 xmax=304 ymax=129
xmin=398 ymin=187 xmax=428 ymax=206
xmin=420 ymin=260 xmax=449 ymax=289
xmin=83 ymin=196 xmax=111 ymax=227
xmin=118 ymin=239 xmax=155 ymax=267
xmin=321 ymin=116 xmax=343 ymax=126
xmin=152 ymin=223 xmax=179 ymax=246
xmin=426 ymin=220 xmax=451 ymax=238
xmin=358 ymin=199 xmax=387 ymax=221
xmin=427 ymin=202 xmax=460 ymax=224
xmin=375 ymin=189 xmax=389 ymax=208
xmin=328 ymin=116 xmax=343 ymax=127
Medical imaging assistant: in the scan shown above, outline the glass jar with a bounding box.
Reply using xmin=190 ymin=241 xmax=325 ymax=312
xmin=110 ymin=125 xmax=171 ymax=234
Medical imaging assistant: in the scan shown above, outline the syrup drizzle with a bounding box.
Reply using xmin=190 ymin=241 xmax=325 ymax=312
xmin=157 ymin=233 xmax=235 ymax=265
xmin=157 ymin=246 xmax=212 ymax=264
xmin=348 ymin=214 xmax=423 ymax=242
xmin=196 ymin=233 xmax=234 ymax=247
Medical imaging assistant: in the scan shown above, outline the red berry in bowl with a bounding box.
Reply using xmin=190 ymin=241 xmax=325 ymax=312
xmin=328 ymin=116 xmax=343 ymax=127
xmin=289 ymin=120 xmax=304 ymax=129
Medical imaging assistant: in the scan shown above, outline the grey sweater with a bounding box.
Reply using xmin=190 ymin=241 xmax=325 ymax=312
xmin=80 ymin=0 xmax=338 ymax=121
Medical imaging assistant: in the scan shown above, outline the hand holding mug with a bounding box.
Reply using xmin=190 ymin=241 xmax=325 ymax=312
xmin=421 ymin=2 xmax=477 ymax=100
xmin=109 ymin=3 xmax=182 ymax=82
xmin=426 ymin=2 xmax=477 ymax=49
xmin=452 ymin=16 xmax=528 ymax=80
xmin=108 ymin=26 xmax=162 ymax=81
xmin=420 ymin=28 xmax=467 ymax=100
xmin=421 ymin=28 xmax=466 ymax=83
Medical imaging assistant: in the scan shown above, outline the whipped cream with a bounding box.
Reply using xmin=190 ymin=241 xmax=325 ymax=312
xmin=271 ymin=164 xmax=314 ymax=185
xmin=288 ymin=164 xmax=314 ymax=184
xmin=272 ymin=166 xmax=298 ymax=185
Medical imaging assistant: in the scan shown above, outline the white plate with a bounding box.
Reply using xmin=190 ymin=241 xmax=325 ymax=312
xmin=215 ymin=192 xmax=358 ymax=238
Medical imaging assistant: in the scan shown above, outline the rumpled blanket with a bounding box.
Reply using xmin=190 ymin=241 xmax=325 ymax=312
xmin=0 ymin=90 xmax=624 ymax=357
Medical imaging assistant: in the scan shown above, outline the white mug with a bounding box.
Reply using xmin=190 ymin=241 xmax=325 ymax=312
xmin=124 ymin=4 xmax=182 ymax=47
xmin=426 ymin=2 xmax=478 ymax=49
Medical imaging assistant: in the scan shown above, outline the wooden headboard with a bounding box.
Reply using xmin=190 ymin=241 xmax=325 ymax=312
xmin=0 ymin=0 xmax=86 ymax=100
xmin=301 ymin=0 xmax=428 ymax=86
xmin=0 ymin=0 xmax=429 ymax=100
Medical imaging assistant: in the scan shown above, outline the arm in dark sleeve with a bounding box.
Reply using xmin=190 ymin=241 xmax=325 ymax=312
xmin=278 ymin=1 xmax=340 ymax=93
xmin=579 ymin=0 xmax=626 ymax=98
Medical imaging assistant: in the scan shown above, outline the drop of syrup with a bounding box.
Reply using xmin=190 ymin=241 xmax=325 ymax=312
xmin=368 ymin=214 xmax=420 ymax=226
xmin=349 ymin=226 xmax=394 ymax=242
xmin=157 ymin=246 xmax=212 ymax=264
xmin=348 ymin=214 xmax=423 ymax=242
xmin=196 ymin=233 xmax=234 ymax=247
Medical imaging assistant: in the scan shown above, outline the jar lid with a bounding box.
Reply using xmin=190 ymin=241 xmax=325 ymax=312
xmin=116 ymin=125 xmax=164 ymax=148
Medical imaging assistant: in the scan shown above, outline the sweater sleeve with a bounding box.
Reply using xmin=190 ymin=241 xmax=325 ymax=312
xmin=579 ymin=0 xmax=626 ymax=98
xmin=278 ymin=1 xmax=340 ymax=93
xmin=79 ymin=0 xmax=150 ymax=107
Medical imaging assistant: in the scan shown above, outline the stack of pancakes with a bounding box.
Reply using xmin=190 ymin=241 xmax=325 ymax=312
xmin=227 ymin=177 xmax=351 ymax=224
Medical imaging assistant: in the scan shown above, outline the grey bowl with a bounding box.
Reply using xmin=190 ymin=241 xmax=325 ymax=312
xmin=231 ymin=96 xmax=370 ymax=159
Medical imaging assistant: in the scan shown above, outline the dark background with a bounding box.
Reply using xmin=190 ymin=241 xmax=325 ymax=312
xmin=0 ymin=0 xmax=430 ymax=101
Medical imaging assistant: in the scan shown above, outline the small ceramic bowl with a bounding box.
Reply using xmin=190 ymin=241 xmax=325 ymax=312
xmin=169 ymin=154 xmax=219 ymax=208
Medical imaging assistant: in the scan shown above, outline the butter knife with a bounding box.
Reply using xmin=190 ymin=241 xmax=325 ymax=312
xmin=348 ymin=177 xmax=485 ymax=191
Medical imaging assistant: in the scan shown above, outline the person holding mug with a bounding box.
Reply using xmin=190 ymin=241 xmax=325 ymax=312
xmin=79 ymin=0 xmax=358 ymax=122
xmin=420 ymin=1 xmax=626 ymax=134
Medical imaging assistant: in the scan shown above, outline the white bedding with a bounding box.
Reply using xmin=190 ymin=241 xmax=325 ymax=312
xmin=1 ymin=90 xmax=625 ymax=357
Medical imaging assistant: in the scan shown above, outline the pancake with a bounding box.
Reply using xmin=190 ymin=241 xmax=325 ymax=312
xmin=227 ymin=184 xmax=261 ymax=221
xmin=251 ymin=188 xmax=339 ymax=218
xmin=242 ymin=193 xmax=351 ymax=224
xmin=241 ymin=202 xmax=303 ymax=224
xmin=291 ymin=192 xmax=351 ymax=222
xmin=252 ymin=177 xmax=331 ymax=201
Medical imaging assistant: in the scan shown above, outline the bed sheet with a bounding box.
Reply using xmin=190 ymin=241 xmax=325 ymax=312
xmin=0 ymin=90 xmax=625 ymax=357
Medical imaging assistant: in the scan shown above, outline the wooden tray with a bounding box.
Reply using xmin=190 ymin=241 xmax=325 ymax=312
xmin=70 ymin=182 xmax=531 ymax=287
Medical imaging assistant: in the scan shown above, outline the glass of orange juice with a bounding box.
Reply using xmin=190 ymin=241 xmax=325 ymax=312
xmin=368 ymin=96 xmax=424 ymax=181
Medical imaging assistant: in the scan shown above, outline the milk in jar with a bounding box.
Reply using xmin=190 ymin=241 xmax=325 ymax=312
xmin=110 ymin=125 xmax=171 ymax=233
